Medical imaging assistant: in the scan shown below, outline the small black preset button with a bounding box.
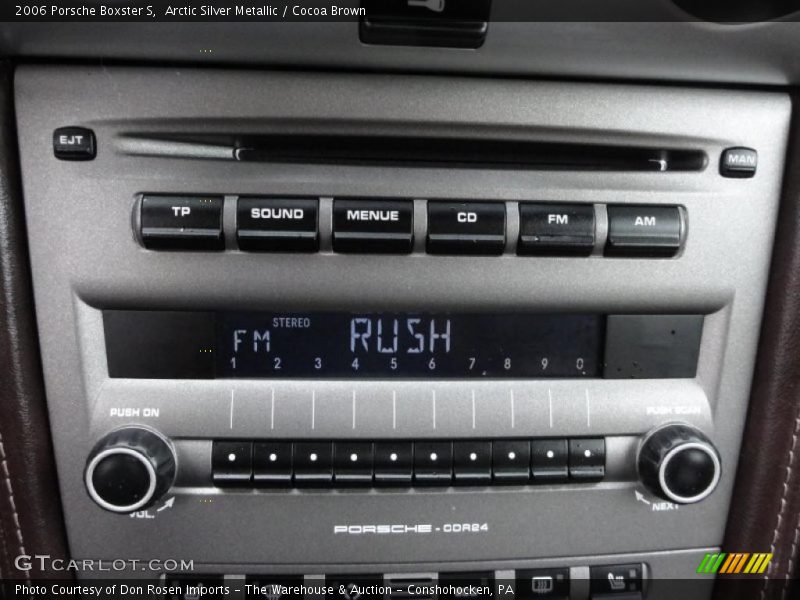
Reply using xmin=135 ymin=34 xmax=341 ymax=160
xmin=605 ymin=205 xmax=682 ymax=257
xmin=237 ymin=197 xmax=319 ymax=252
xmin=211 ymin=441 xmax=253 ymax=486
xmin=492 ymin=440 xmax=531 ymax=482
xmin=569 ymin=438 xmax=605 ymax=481
xmin=53 ymin=126 xmax=96 ymax=160
xmin=516 ymin=567 xmax=570 ymax=599
xmin=253 ymin=442 xmax=293 ymax=486
xmin=590 ymin=563 xmax=643 ymax=596
xmin=333 ymin=199 xmax=414 ymax=253
xmin=453 ymin=441 xmax=492 ymax=483
xmin=374 ymin=442 xmax=413 ymax=484
xmin=427 ymin=201 xmax=506 ymax=255
xmin=334 ymin=442 xmax=374 ymax=484
xmin=414 ymin=441 xmax=453 ymax=483
xmin=293 ymin=442 xmax=334 ymax=486
xmin=720 ymin=147 xmax=757 ymax=178
xmin=140 ymin=195 xmax=224 ymax=251
xmin=531 ymin=439 xmax=569 ymax=482
xmin=518 ymin=203 xmax=595 ymax=256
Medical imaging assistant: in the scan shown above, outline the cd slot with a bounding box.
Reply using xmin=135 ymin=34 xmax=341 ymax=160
xmin=234 ymin=135 xmax=706 ymax=172
xmin=117 ymin=132 xmax=707 ymax=172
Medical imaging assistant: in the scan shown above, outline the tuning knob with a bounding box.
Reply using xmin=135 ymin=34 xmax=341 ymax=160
xmin=84 ymin=427 xmax=176 ymax=514
xmin=637 ymin=424 xmax=721 ymax=504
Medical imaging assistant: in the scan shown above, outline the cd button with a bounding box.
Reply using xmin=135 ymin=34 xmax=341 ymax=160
xmin=334 ymin=442 xmax=374 ymax=485
xmin=253 ymin=442 xmax=293 ymax=486
xmin=605 ymin=205 xmax=682 ymax=257
xmin=332 ymin=199 xmax=414 ymax=253
xmin=453 ymin=441 xmax=492 ymax=483
xmin=414 ymin=441 xmax=453 ymax=484
xmin=492 ymin=440 xmax=531 ymax=482
xmin=531 ymin=439 xmax=569 ymax=483
xmin=293 ymin=442 xmax=333 ymax=486
xmin=211 ymin=441 xmax=253 ymax=486
xmin=374 ymin=442 xmax=413 ymax=484
xmin=140 ymin=195 xmax=224 ymax=251
xmin=518 ymin=203 xmax=595 ymax=256
xmin=427 ymin=201 xmax=506 ymax=255
xmin=569 ymin=438 xmax=606 ymax=481
xmin=237 ymin=197 xmax=319 ymax=252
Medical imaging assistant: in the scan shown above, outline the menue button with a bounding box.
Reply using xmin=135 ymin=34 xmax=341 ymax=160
xmin=333 ymin=199 xmax=414 ymax=253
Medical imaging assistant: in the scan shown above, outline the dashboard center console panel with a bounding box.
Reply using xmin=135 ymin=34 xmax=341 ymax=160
xmin=14 ymin=66 xmax=790 ymax=599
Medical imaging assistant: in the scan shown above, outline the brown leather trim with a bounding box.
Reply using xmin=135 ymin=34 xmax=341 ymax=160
xmin=715 ymin=95 xmax=800 ymax=599
xmin=0 ymin=61 xmax=70 ymax=580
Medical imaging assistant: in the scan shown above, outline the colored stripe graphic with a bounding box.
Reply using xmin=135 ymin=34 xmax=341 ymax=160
xmin=698 ymin=553 xmax=773 ymax=575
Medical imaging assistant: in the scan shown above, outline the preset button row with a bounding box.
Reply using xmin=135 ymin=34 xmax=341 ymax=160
xmin=211 ymin=437 xmax=605 ymax=487
xmin=140 ymin=195 xmax=683 ymax=258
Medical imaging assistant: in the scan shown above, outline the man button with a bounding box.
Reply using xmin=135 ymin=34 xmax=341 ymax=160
xmin=720 ymin=147 xmax=757 ymax=178
xmin=53 ymin=127 xmax=96 ymax=160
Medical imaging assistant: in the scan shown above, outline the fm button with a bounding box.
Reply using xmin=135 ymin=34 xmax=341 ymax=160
xmin=333 ymin=199 xmax=414 ymax=253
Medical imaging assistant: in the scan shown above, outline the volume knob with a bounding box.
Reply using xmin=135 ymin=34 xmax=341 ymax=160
xmin=637 ymin=424 xmax=721 ymax=504
xmin=84 ymin=427 xmax=176 ymax=514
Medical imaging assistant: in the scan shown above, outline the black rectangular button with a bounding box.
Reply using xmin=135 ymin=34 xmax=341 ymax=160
xmin=326 ymin=575 xmax=384 ymax=600
xmin=427 ymin=202 xmax=506 ymax=255
xmin=141 ymin=195 xmax=224 ymax=251
xmin=237 ymin=197 xmax=319 ymax=252
xmin=164 ymin=576 xmax=226 ymax=600
xmin=334 ymin=442 xmax=374 ymax=484
xmin=438 ymin=572 xmax=495 ymax=600
xmin=292 ymin=442 xmax=333 ymax=486
xmin=492 ymin=440 xmax=530 ymax=482
xmin=374 ymin=442 xmax=413 ymax=484
xmin=518 ymin=203 xmax=595 ymax=256
xmin=720 ymin=147 xmax=757 ymax=178
xmin=212 ymin=441 xmax=252 ymax=486
xmin=605 ymin=205 xmax=683 ymax=257
xmin=359 ymin=0 xmax=490 ymax=49
xmin=531 ymin=439 xmax=569 ymax=483
xmin=453 ymin=441 xmax=492 ymax=483
xmin=516 ymin=568 xmax=570 ymax=599
xmin=569 ymin=438 xmax=605 ymax=481
xmin=53 ymin=126 xmax=95 ymax=160
xmin=590 ymin=563 xmax=643 ymax=596
xmin=333 ymin=199 xmax=413 ymax=253
xmin=414 ymin=441 xmax=453 ymax=483
xmin=253 ymin=442 xmax=293 ymax=486
xmin=246 ymin=576 xmax=304 ymax=600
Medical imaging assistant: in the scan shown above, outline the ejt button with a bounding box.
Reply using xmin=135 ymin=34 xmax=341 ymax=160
xmin=518 ymin=203 xmax=595 ymax=256
xmin=605 ymin=205 xmax=683 ymax=258
xmin=237 ymin=197 xmax=319 ymax=252
xmin=140 ymin=195 xmax=224 ymax=251
xmin=427 ymin=202 xmax=506 ymax=255
xmin=333 ymin=199 xmax=414 ymax=253
xmin=53 ymin=126 xmax=95 ymax=160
